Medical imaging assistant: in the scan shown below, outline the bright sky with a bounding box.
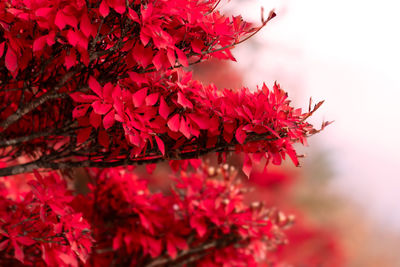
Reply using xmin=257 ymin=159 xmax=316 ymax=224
xmin=229 ymin=0 xmax=400 ymax=231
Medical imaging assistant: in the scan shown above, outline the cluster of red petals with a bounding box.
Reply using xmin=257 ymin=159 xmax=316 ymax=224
xmin=0 ymin=171 xmax=92 ymax=266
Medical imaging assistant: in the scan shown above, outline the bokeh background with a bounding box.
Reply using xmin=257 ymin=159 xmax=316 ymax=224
xmin=197 ymin=0 xmax=400 ymax=265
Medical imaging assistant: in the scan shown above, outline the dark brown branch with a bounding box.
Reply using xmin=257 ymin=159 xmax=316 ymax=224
xmin=0 ymin=145 xmax=230 ymax=177
xmin=0 ymin=130 xmax=288 ymax=177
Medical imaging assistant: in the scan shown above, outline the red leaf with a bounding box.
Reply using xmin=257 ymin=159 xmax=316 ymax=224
xmin=59 ymin=252 xmax=78 ymax=267
xmin=190 ymin=216 xmax=207 ymax=237
xmin=179 ymin=117 xmax=191 ymax=138
xmin=70 ymin=92 xmax=98 ymax=103
xmin=169 ymin=160 xmax=181 ymax=172
xmin=167 ymin=240 xmax=177 ymax=259
xmin=286 ymin=145 xmax=299 ymax=166
xmin=92 ymin=101 xmax=112 ymax=115
xmin=64 ymin=49 xmax=76 ymax=69
xmin=103 ymin=110 xmax=115 ymax=129
xmin=167 ymin=114 xmax=180 ymax=132
xmin=128 ymin=71 xmax=147 ymax=86
xmin=13 ymin=240 xmax=24 ymax=263
xmin=132 ymin=43 xmax=153 ymax=67
xmin=89 ymin=111 xmax=102 ymax=128
xmin=80 ymin=13 xmax=94 ymax=38
xmin=271 ymin=152 xmax=282 ymax=165
xmin=191 ymin=39 xmax=203 ymax=54
xmin=139 ymin=213 xmax=152 ymax=231
xmin=128 ymin=8 xmax=139 ymax=22
xmin=49 ymin=202 xmax=66 ymax=216
xmin=72 ymin=104 xmax=90 ymax=118
xmin=140 ymin=30 xmax=150 ymax=46
xmin=98 ymin=130 xmax=110 ymax=148
xmin=171 ymin=236 xmax=188 ymax=251
xmin=154 ymin=135 xmax=165 ymax=155
xmin=88 ymin=76 xmax=103 ymax=98
xmin=99 ymin=0 xmax=110 ymax=17
xmin=152 ymin=51 xmax=164 ymax=71
xmin=159 ymin=97 xmax=170 ymax=119
xmin=223 ymin=122 xmax=235 ymax=143
xmin=177 ymin=92 xmax=193 ymax=109
xmin=56 ymin=10 xmax=78 ymax=29
xmin=66 ymin=30 xmax=78 ymax=47
xmin=128 ymin=130 xmax=142 ymax=147
xmin=67 ymin=30 xmax=88 ymax=48
xmin=175 ymin=48 xmax=188 ymax=67
xmin=54 ymin=223 xmax=63 ymax=234
xmin=77 ymin=127 xmax=92 ymax=144
xmin=132 ymin=88 xmax=147 ymax=107
xmin=189 ymin=159 xmax=202 ymax=169
xmin=167 ymin=48 xmax=175 ymax=66
xmin=242 ymin=154 xmax=252 ymax=178
xmin=111 ymin=0 xmax=126 ymax=14
xmin=15 ymin=236 xmax=35 ymax=246
xmin=141 ymin=3 xmax=153 ymax=21
xmin=235 ymin=127 xmax=246 ymax=144
xmin=0 ymin=240 xmax=9 ymax=251
xmin=55 ymin=10 xmax=67 ymax=29
xmin=46 ymin=31 xmax=56 ymax=46
xmin=147 ymin=237 xmax=162 ymax=258
xmin=35 ymin=7 xmax=53 ymax=17
xmin=145 ymin=93 xmax=159 ymax=106
xmin=5 ymin=47 xmax=18 ymax=73
xmin=65 ymin=13 xmax=78 ymax=28
xmin=33 ymin=36 xmax=47 ymax=52
xmin=77 ymin=45 xmax=89 ymax=65
xmin=103 ymin=82 xmax=114 ymax=102
xmin=189 ymin=114 xmax=209 ymax=129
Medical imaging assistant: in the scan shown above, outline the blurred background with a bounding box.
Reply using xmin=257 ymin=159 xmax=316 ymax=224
xmin=195 ymin=0 xmax=400 ymax=265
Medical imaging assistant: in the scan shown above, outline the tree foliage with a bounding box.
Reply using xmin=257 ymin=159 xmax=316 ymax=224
xmin=0 ymin=0 xmax=330 ymax=266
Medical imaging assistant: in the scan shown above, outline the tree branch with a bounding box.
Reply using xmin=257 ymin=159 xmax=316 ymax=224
xmin=0 ymin=131 xmax=287 ymax=177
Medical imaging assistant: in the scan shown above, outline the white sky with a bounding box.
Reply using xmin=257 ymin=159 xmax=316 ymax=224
xmin=229 ymin=0 xmax=400 ymax=231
